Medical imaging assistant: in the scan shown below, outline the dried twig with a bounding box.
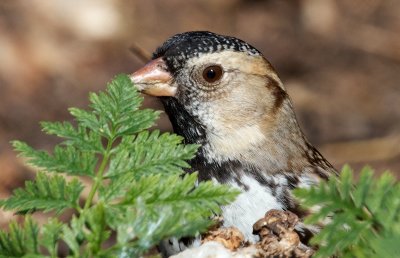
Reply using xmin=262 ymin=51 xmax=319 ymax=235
xmin=129 ymin=43 xmax=151 ymax=63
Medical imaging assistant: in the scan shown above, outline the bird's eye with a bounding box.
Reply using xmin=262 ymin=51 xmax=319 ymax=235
xmin=202 ymin=65 xmax=223 ymax=83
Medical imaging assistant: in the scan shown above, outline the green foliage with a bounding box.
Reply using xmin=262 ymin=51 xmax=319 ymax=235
xmin=0 ymin=217 xmax=40 ymax=258
xmin=0 ymin=172 xmax=82 ymax=214
xmin=106 ymin=131 xmax=198 ymax=179
xmin=0 ymin=74 xmax=240 ymax=257
xmin=119 ymin=172 xmax=238 ymax=214
xmin=294 ymin=165 xmax=400 ymax=258
xmin=12 ymin=141 xmax=98 ymax=176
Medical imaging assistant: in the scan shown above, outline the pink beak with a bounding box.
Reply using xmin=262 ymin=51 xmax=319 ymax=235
xmin=130 ymin=57 xmax=176 ymax=97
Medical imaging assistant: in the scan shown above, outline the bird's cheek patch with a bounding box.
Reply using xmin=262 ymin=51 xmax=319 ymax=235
xmin=130 ymin=58 xmax=176 ymax=97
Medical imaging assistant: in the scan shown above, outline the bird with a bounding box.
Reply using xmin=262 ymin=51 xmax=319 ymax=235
xmin=130 ymin=31 xmax=337 ymax=255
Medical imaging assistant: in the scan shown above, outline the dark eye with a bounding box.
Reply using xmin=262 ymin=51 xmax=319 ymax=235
xmin=202 ymin=65 xmax=223 ymax=83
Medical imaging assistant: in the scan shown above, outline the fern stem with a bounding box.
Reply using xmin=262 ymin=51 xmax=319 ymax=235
xmin=84 ymin=139 xmax=113 ymax=210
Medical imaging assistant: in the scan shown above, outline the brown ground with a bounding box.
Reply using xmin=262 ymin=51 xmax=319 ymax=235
xmin=0 ymin=0 xmax=399 ymax=227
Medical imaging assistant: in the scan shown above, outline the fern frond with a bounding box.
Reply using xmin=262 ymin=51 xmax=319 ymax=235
xmin=294 ymin=165 xmax=400 ymax=257
xmin=40 ymin=219 xmax=63 ymax=257
xmin=120 ymin=172 xmax=239 ymax=215
xmin=114 ymin=201 xmax=211 ymax=257
xmin=106 ymin=130 xmax=198 ymax=178
xmin=12 ymin=141 xmax=97 ymax=176
xmin=2 ymin=74 xmax=241 ymax=256
xmin=0 ymin=172 xmax=83 ymax=214
xmin=0 ymin=216 xmax=39 ymax=257
xmin=61 ymin=216 xmax=85 ymax=256
xmin=82 ymin=203 xmax=111 ymax=255
xmin=41 ymin=121 xmax=103 ymax=153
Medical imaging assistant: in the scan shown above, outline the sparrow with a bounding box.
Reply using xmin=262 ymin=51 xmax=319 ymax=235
xmin=130 ymin=31 xmax=337 ymax=254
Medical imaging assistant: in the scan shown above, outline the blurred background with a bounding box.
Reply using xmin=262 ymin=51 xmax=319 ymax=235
xmin=0 ymin=0 xmax=399 ymax=225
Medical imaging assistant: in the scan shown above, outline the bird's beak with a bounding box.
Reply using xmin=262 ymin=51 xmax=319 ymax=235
xmin=129 ymin=57 xmax=176 ymax=97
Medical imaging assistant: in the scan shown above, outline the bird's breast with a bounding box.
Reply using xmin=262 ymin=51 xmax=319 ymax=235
xmin=220 ymin=174 xmax=284 ymax=242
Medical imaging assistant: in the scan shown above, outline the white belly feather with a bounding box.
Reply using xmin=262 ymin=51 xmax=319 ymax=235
xmin=221 ymin=175 xmax=284 ymax=242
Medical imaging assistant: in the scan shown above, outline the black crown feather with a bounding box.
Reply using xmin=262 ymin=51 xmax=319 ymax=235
xmin=153 ymin=31 xmax=262 ymax=73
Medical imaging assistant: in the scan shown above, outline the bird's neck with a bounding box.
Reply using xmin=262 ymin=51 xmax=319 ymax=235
xmin=160 ymin=97 xmax=334 ymax=181
xmin=160 ymin=97 xmax=208 ymax=145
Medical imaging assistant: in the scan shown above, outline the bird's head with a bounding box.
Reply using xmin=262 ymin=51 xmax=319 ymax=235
xmin=130 ymin=31 xmax=299 ymax=164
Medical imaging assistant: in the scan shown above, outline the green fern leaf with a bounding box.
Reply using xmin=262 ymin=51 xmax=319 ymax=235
xmin=82 ymin=203 xmax=111 ymax=255
xmin=0 ymin=172 xmax=83 ymax=214
xmin=0 ymin=217 xmax=39 ymax=257
xmin=114 ymin=202 xmax=211 ymax=257
xmin=12 ymin=141 xmax=97 ymax=176
xmin=2 ymin=74 xmax=241 ymax=256
xmin=61 ymin=216 xmax=85 ymax=257
xmin=294 ymin=166 xmax=400 ymax=257
xmin=39 ymin=219 xmax=63 ymax=258
xmin=41 ymin=121 xmax=103 ymax=153
xmin=106 ymin=131 xmax=198 ymax=178
xmin=88 ymin=74 xmax=159 ymax=140
xmin=352 ymin=166 xmax=373 ymax=208
xmin=120 ymin=173 xmax=239 ymax=216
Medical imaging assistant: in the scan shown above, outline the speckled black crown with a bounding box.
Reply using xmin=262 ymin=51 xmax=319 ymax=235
xmin=153 ymin=31 xmax=262 ymax=73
